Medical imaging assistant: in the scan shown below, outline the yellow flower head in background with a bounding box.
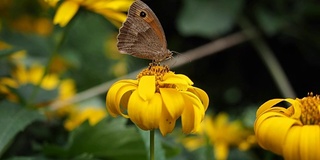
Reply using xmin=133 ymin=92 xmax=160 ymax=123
xmin=47 ymin=0 xmax=134 ymax=27
xmin=106 ymin=64 xmax=209 ymax=136
xmin=254 ymin=93 xmax=320 ymax=159
xmin=182 ymin=113 xmax=256 ymax=160
xmin=0 ymin=63 xmax=76 ymax=106
xmin=0 ymin=1 xmax=54 ymax=35
xmin=64 ymin=106 xmax=107 ymax=131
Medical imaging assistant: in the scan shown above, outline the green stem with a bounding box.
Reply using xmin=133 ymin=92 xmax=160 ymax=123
xmin=150 ymin=130 xmax=155 ymax=160
xmin=238 ymin=17 xmax=296 ymax=98
xmin=27 ymin=24 xmax=71 ymax=108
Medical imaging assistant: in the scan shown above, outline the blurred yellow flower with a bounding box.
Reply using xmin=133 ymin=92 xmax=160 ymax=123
xmin=106 ymin=64 xmax=209 ymax=136
xmin=49 ymin=0 xmax=134 ymax=27
xmin=44 ymin=0 xmax=59 ymax=7
xmin=0 ymin=63 xmax=76 ymax=106
xmin=0 ymin=1 xmax=53 ymax=35
xmin=104 ymin=34 xmax=128 ymax=77
xmin=10 ymin=16 xmax=53 ymax=36
xmin=64 ymin=107 xmax=107 ymax=131
xmin=254 ymin=93 xmax=320 ymax=160
xmin=182 ymin=113 xmax=255 ymax=160
xmin=0 ymin=41 xmax=12 ymax=49
xmin=110 ymin=60 xmax=128 ymax=77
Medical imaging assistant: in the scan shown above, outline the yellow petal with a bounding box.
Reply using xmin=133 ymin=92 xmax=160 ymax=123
xmin=254 ymin=112 xmax=285 ymax=149
xmin=28 ymin=64 xmax=44 ymax=85
xmin=283 ymin=126 xmax=301 ymax=160
xmin=44 ymin=0 xmax=60 ymax=7
xmin=299 ymin=125 xmax=320 ymax=160
xmin=181 ymin=91 xmax=207 ymax=113
xmin=160 ymin=88 xmax=184 ymax=119
xmin=92 ymin=0 xmax=134 ymax=11
xmin=181 ymin=91 xmax=206 ymax=134
xmin=96 ymin=10 xmax=128 ymax=26
xmin=54 ymin=1 xmax=80 ymax=27
xmin=162 ymin=73 xmax=193 ymax=85
xmin=256 ymin=98 xmax=301 ymax=119
xmin=106 ymin=80 xmax=137 ymax=117
xmin=141 ymin=93 xmax=162 ymax=129
xmin=138 ymin=76 xmax=155 ymax=101
xmin=161 ymin=73 xmax=193 ymax=91
xmin=255 ymin=116 xmax=297 ymax=155
xmin=159 ymin=104 xmax=176 ymax=136
xmin=41 ymin=74 xmax=60 ymax=90
xmin=181 ymin=98 xmax=195 ymax=134
xmin=256 ymin=98 xmax=285 ymax=117
xmin=127 ymin=90 xmax=148 ymax=130
xmin=59 ymin=79 xmax=76 ymax=100
xmin=182 ymin=136 xmax=205 ymax=151
xmin=288 ymin=99 xmax=302 ymax=119
xmin=115 ymin=84 xmax=136 ymax=117
xmin=214 ymin=142 xmax=229 ymax=160
xmin=203 ymin=115 xmax=215 ymax=137
xmin=255 ymin=110 xmax=295 ymax=131
xmin=0 ymin=78 xmax=18 ymax=93
xmin=106 ymin=82 xmax=123 ymax=115
xmin=13 ymin=64 xmax=28 ymax=84
xmin=188 ymin=87 xmax=209 ymax=110
xmin=181 ymin=100 xmax=203 ymax=134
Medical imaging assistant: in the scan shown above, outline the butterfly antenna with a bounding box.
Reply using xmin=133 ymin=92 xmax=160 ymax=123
xmin=172 ymin=50 xmax=191 ymax=63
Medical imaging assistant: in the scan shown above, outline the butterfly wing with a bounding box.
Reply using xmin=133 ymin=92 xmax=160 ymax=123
xmin=117 ymin=0 xmax=171 ymax=62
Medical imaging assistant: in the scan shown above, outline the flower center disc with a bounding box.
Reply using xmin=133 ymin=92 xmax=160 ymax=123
xmin=299 ymin=93 xmax=320 ymax=125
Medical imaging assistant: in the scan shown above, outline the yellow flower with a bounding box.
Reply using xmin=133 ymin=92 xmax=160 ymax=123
xmin=0 ymin=41 xmax=12 ymax=50
xmin=10 ymin=15 xmax=53 ymax=36
xmin=182 ymin=113 xmax=255 ymax=160
xmin=64 ymin=106 xmax=107 ymax=131
xmin=0 ymin=63 xmax=76 ymax=106
xmin=0 ymin=1 xmax=53 ymax=35
xmin=50 ymin=0 xmax=134 ymax=27
xmin=106 ymin=64 xmax=209 ymax=136
xmin=104 ymin=34 xmax=128 ymax=77
xmin=254 ymin=93 xmax=320 ymax=159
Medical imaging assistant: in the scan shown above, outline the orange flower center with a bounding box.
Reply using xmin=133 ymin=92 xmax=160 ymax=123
xmin=137 ymin=63 xmax=175 ymax=92
xmin=299 ymin=93 xmax=320 ymax=125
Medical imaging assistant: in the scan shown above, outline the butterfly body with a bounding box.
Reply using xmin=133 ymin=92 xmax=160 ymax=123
xmin=117 ymin=0 xmax=172 ymax=62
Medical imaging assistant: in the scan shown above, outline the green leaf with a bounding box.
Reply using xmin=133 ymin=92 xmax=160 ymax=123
xmin=15 ymin=84 xmax=58 ymax=105
xmin=5 ymin=156 xmax=42 ymax=160
xmin=0 ymin=48 xmax=22 ymax=58
xmin=0 ymin=101 xmax=43 ymax=157
xmin=44 ymin=118 xmax=147 ymax=160
xmin=161 ymin=137 xmax=181 ymax=158
xmin=177 ymin=0 xmax=244 ymax=38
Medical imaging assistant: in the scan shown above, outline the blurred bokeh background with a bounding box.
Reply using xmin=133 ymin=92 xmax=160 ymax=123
xmin=1 ymin=0 xmax=320 ymax=159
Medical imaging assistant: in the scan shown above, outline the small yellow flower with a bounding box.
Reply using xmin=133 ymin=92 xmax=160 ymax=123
xmin=0 ymin=63 xmax=76 ymax=105
xmin=254 ymin=93 xmax=320 ymax=159
xmin=104 ymin=34 xmax=128 ymax=77
xmin=10 ymin=15 xmax=53 ymax=36
xmin=50 ymin=0 xmax=134 ymax=27
xmin=64 ymin=106 xmax=107 ymax=131
xmin=106 ymin=64 xmax=209 ymax=136
xmin=182 ymin=113 xmax=255 ymax=160
xmin=0 ymin=1 xmax=53 ymax=35
xmin=0 ymin=41 xmax=12 ymax=50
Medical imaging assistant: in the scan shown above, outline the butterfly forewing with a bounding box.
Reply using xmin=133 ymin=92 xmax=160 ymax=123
xmin=117 ymin=0 xmax=171 ymax=62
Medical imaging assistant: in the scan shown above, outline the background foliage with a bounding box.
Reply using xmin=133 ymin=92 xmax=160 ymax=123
xmin=1 ymin=0 xmax=320 ymax=159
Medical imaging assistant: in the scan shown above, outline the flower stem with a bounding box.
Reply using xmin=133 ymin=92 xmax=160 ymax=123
xmin=150 ymin=130 xmax=155 ymax=160
xmin=238 ymin=17 xmax=296 ymax=98
xmin=27 ymin=22 xmax=71 ymax=108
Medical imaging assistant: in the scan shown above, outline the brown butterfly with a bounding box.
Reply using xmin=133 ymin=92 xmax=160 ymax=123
xmin=117 ymin=0 xmax=172 ymax=63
